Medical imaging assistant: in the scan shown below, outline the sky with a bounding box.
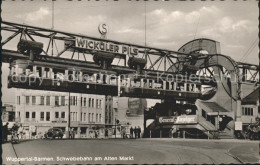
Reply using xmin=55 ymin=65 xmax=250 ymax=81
xmin=1 ymin=0 xmax=259 ymax=106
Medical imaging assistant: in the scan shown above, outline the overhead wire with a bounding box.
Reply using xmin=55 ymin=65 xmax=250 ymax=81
xmin=239 ymin=37 xmax=258 ymax=62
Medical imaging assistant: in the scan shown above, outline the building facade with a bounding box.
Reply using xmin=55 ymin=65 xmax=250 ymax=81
xmin=1 ymin=104 xmax=15 ymax=123
xmin=15 ymin=89 xmax=105 ymax=138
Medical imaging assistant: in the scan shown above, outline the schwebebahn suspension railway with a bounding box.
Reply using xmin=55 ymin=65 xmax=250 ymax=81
xmin=1 ymin=21 xmax=259 ymax=139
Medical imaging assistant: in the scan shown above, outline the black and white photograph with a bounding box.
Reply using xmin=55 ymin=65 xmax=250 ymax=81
xmin=1 ymin=0 xmax=259 ymax=164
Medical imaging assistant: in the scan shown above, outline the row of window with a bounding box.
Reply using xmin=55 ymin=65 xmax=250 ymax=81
xmin=24 ymin=111 xmax=102 ymax=122
xmin=25 ymin=111 xmax=64 ymax=121
xmin=80 ymin=97 xmax=102 ymax=108
xmin=242 ymin=107 xmax=254 ymax=116
xmin=17 ymin=96 xmax=103 ymax=108
xmin=79 ymin=112 xmax=102 ymax=123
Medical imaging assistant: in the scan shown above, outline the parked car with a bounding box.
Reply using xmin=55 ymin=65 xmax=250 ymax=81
xmin=44 ymin=128 xmax=64 ymax=139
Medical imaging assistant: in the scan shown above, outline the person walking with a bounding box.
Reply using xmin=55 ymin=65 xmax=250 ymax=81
xmin=3 ymin=122 xmax=9 ymax=143
xmin=137 ymin=126 xmax=141 ymax=138
xmin=18 ymin=124 xmax=24 ymax=140
xmin=94 ymin=130 xmax=97 ymax=138
xmin=122 ymin=128 xmax=126 ymax=139
xmin=69 ymin=128 xmax=74 ymax=139
xmin=105 ymin=129 xmax=108 ymax=139
xmin=130 ymin=127 xmax=133 ymax=139
xmin=134 ymin=127 xmax=137 ymax=139
xmin=72 ymin=128 xmax=75 ymax=139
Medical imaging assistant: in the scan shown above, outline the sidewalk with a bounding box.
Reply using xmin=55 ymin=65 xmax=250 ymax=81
xmin=2 ymin=143 xmax=20 ymax=165
xmin=139 ymin=137 xmax=259 ymax=143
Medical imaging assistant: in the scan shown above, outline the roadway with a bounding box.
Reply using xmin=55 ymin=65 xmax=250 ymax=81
xmin=2 ymin=138 xmax=259 ymax=164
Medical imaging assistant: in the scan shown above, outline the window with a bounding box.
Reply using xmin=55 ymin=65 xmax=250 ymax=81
xmin=26 ymin=96 xmax=30 ymax=105
xmin=88 ymin=113 xmax=91 ymax=122
xmin=70 ymin=96 xmax=77 ymax=106
xmin=96 ymin=99 xmax=99 ymax=108
xmin=55 ymin=96 xmax=59 ymax=106
xmin=89 ymin=98 xmax=91 ymax=107
xmin=81 ymin=112 xmax=83 ymax=121
xmin=72 ymin=112 xmax=74 ymax=121
xmin=61 ymin=96 xmax=65 ymax=106
xmin=46 ymin=96 xmax=50 ymax=105
xmin=61 ymin=112 xmax=65 ymax=118
xmin=46 ymin=112 xmax=50 ymax=121
xmin=80 ymin=97 xmax=82 ymax=106
xmin=96 ymin=114 xmax=98 ymax=122
xmin=26 ymin=112 xmax=29 ymax=118
xmin=40 ymin=112 xmax=44 ymax=121
xmin=92 ymin=113 xmax=94 ymax=122
xmin=242 ymin=107 xmax=254 ymax=116
xmin=99 ymin=100 xmax=102 ymax=108
xmin=32 ymin=96 xmax=36 ymax=105
xmin=40 ymin=96 xmax=44 ymax=105
xmin=55 ymin=112 xmax=59 ymax=118
xmin=99 ymin=114 xmax=101 ymax=122
xmin=84 ymin=113 xmax=86 ymax=121
xmin=32 ymin=112 xmax=36 ymax=118
xmin=92 ymin=99 xmax=94 ymax=108
xmin=84 ymin=98 xmax=86 ymax=107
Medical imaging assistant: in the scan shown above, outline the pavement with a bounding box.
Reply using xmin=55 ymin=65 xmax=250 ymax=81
xmin=1 ymin=138 xmax=259 ymax=164
xmin=2 ymin=143 xmax=20 ymax=165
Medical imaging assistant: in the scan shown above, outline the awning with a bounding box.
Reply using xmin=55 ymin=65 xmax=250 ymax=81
xmin=242 ymin=87 xmax=259 ymax=103
xmin=201 ymin=102 xmax=230 ymax=116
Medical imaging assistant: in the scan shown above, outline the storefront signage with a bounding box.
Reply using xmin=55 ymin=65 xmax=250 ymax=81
xmin=159 ymin=117 xmax=175 ymax=123
xmin=235 ymin=121 xmax=242 ymax=130
xmin=52 ymin=120 xmax=67 ymax=123
xmin=175 ymin=115 xmax=197 ymax=124
xmin=75 ymin=37 xmax=139 ymax=55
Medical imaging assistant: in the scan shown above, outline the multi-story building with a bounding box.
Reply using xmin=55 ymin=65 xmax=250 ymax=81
xmin=1 ymin=104 xmax=15 ymax=123
xmin=15 ymin=89 xmax=105 ymax=138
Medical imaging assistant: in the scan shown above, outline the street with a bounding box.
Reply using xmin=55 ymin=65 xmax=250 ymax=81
xmin=2 ymin=139 xmax=259 ymax=164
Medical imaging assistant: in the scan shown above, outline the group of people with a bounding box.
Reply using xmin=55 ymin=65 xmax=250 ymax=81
xmin=130 ymin=126 xmax=142 ymax=139
xmin=2 ymin=122 xmax=25 ymax=143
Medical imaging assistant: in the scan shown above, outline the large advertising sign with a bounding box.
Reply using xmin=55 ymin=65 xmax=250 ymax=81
xmin=235 ymin=121 xmax=242 ymax=130
xmin=158 ymin=115 xmax=197 ymax=124
xmin=127 ymin=98 xmax=147 ymax=117
xmin=159 ymin=117 xmax=175 ymax=124
xmin=175 ymin=115 xmax=197 ymax=124
xmin=74 ymin=37 xmax=139 ymax=56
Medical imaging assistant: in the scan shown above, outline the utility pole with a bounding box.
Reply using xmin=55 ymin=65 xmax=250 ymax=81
xmin=68 ymin=92 xmax=71 ymax=138
xmin=115 ymin=118 xmax=117 ymax=139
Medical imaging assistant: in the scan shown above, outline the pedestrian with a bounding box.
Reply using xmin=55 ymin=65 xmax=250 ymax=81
xmin=3 ymin=122 xmax=9 ymax=143
xmin=137 ymin=126 xmax=141 ymax=138
xmin=94 ymin=130 xmax=98 ymax=138
xmin=105 ymin=129 xmax=108 ymax=138
xmin=130 ymin=127 xmax=133 ymax=139
xmin=18 ymin=124 xmax=24 ymax=140
xmin=69 ymin=128 xmax=74 ymax=139
xmin=122 ymin=128 xmax=126 ymax=139
xmin=134 ymin=127 xmax=137 ymax=139
xmin=174 ymin=128 xmax=177 ymax=138
xmin=72 ymin=128 xmax=75 ymax=139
